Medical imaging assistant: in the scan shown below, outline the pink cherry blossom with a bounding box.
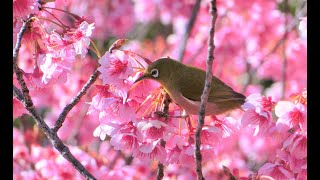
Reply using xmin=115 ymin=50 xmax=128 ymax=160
xmin=87 ymin=85 xmax=113 ymax=117
xmin=128 ymin=78 xmax=160 ymax=103
xmin=93 ymin=123 xmax=121 ymax=141
xmin=136 ymin=119 xmax=168 ymax=140
xmin=163 ymin=130 xmax=189 ymax=150
xmin=241 ymin=93 xmax=275 ymax=135
xmin=201 ymin=125 xmax=223 ymax=147
xmin=296 ymin=169 xmax=307 ymax=180
xmin=109 ymin=123 xmax=143 ymax=152
xmin=38 ymin=32 xmax=76 ymax=84
xmin=258 ymin=163 xmax=294 ymax=180
xmin=133 ymin=139 xmax=167 ymax=164
xmin=179 ymin=145 xmax=215 ymax=168
xmin=98 ymin=96 xmax=136 ymax=124
xmin=282 ymin=132 xmax=307 ymax=160
xmin=39 ymin=53 xmax=72 ymax=84
xmin=45 ymin=31 xmax=75 ymax=59
xmin=241 ymin=109 xmax=273 ymax=136
xmin=210 ymin=117 xmax=237 ymax=138
xmin=98 ymin=50 xmax=134 ymax=88
xmin=110 ymin=132 xmax=140 ymax=152
xmin=165 ymin=146 xmax=182 ymax=165
xmin=275 ymin=101 xmax=306 ymax=131
xmin=69 ymin=21 xmax=95 ymax=58
xmin=22 ymin=66 xmax=45 ymax=90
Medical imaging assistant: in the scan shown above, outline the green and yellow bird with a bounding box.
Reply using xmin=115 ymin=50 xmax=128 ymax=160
xmin=134 ymin=57 xmax=246 ymax=115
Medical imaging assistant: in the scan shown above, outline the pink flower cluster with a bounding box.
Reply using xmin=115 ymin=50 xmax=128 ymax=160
xmin=240 ymin=92 xmax=307 ymax=179
xmin=89 ymin=46 xmax=307 ymax=179
xmin=13 ymin=0 xmax=95 ymax=88
xmin=13 ymin=127 xmax=158 ymax=179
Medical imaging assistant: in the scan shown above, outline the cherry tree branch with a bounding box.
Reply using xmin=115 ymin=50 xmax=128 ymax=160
xmin=13 ymin=17 xmax=97 ymax=180
xmin=52 ymin=69 xmax=100 ymax=132
xmin=177 ymin=0 xmax=202 ymax=62
xmin=13 ymin=62 xmax=97 ymax=180
xmin=13 ymin=15 xmax=33 ymax=64
xmin=157 ymin=93 xmax=171 ymax=180
xmin=13 ymin=85 xmax=24 ymax=101
xmin=195 ymin=1 xmax=217 ymax=180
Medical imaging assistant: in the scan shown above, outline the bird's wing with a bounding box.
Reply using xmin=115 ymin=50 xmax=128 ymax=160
xmin=175 ymin=67 xmax=245 ymax=103
xmin=173 ymin=67 xmax=206 ymax=102
xmin=208 ymin=76 xmax=245 ymax=103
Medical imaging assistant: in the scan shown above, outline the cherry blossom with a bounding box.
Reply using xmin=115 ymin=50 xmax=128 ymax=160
xmin=258 ymin=163 xmax=294 ymax=180
xmin=275 ymin=101 xmax=306 ymax=131
xmin=241 ymin=93 xmax=275 ymax=135
xmin=98 ymin=50 xmax=134 ymax=89
xmin=282 ymin=132 xmax=307 ymax=160
xmin=136 ymin=119 xmax=168 ymax=140
xmin=69 ymin=21 xmax=95 ymax=58
xmin=133 ymin=139 xmax=167 ymax=164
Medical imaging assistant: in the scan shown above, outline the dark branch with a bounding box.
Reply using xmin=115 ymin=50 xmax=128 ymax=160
xmin=222 ymin=166 xmax=237 ymax=180
xmin=195 ymin=1 xmax=217 ymax=180
xmin=177 ymin=0 xmax=202 ymax=62
xmin=53 ymin=69 xmax=100 ymax=132
xmin=13 ymin=62 xmax=97 ymax=180
xmin=157 ymin=159 xmax=165 ymax=180
xmin=156 ymin=93 xmax=171 ymax=180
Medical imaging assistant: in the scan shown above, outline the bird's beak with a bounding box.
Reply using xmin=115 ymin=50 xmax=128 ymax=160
xmin=134 ymin=74 xmax=146 ymax=84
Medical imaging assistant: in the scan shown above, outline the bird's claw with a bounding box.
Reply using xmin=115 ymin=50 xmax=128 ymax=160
xmin=153 ymin=111 xmax=168 ymax=118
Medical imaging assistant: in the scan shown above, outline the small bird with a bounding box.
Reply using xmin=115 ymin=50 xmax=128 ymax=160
xmin=134 ymin=58 xmax=246 ymax=115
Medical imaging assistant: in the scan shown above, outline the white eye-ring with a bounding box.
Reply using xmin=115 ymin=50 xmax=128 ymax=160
xmin=151 ymin=69 xmax=159 ymax=78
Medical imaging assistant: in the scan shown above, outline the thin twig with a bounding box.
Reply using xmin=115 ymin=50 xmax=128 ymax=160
xmin=156 ymin=93 xmax=171 ymax=180
xmin=281 ymin=0 xmax=289 ymax=99
xmin=222 ymin=166 xmax=236 ymax=180
xmin=52 ymin=70 xmax=100 ymax=132
xmin=13 ymin=15 xmax=32 ymax=64
xmin=13 ymin=19 xmax=96 ymax=179
xmin=195 ymin=1 xmax=217 ymax=180
xmin=42 ymin=9 xmax=68 ymax=28
xmin=177 ymin=0 xmax=202 ymax=62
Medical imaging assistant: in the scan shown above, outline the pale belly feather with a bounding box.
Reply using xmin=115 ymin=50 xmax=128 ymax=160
xmin=167 ymin=88 xmax=220 ymax=115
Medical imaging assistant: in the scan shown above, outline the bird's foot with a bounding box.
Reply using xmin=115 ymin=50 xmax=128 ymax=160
xmin=153 ymin=111 xmax=189 ymax=119
xmin=153 ymin=111 xmax=169 ymax=118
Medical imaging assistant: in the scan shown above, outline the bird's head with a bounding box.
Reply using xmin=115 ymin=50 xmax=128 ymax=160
xmin=134 ymin=57 xmax=181 ymax=84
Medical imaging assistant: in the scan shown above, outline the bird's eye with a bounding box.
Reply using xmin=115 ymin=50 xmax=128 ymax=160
xmin=151 ymin=69 xmax=159 ymax=78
